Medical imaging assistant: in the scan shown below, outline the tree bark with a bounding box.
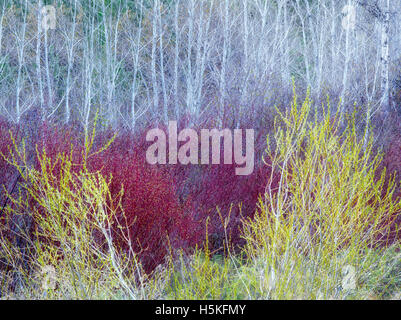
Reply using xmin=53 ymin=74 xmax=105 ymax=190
xmin=380 ymin=0 xmax=390 ymax=113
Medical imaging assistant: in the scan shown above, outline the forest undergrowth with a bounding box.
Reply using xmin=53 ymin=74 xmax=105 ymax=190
xmin=1 ymin=90 xmax=401 ymax=300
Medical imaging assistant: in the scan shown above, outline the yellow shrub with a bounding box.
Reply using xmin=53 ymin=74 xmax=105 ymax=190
xmin=242 ymin=88 xmax=401 ymax=299
xmin=0 ymin=124 xmax=148 ymax=299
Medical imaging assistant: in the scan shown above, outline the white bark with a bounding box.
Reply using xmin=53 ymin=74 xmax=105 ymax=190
xmin=185 ymin=0 xmax=195 ymax=117
xmin=157 ymin=2 xmax=168 ymax=124
xmin=380 ymin=0 xmax=390 ymax=112
xmin=294 ymin=0 xmax=311 ymax=88
xmin=36 ymin=0 xmax=45 ymax=119
xmin=15 ymin=0 xmax=28 ymax=122
xmin=0 ymin=1 xmax=5 ymax=56
xmin=238 ymin=0 xmax=249 ymax=128
xmin=131 ymin=0 xmax=144 ymax=129
xmin=44 ymin=15 xmax=52 ymax=112
xmin=151 ymin=1 xmax=160 ymax=120
xmin=173 ymin=0 xmax=180 ymax=119
xmin=194 ymin=0 xmax=213 ymax=119
xmin=340 ymin=0 xmax=353 ymax=117
xmin=0 ymin=0 xmax=399 ymax=127
xmin=219 ymin=0 xmax=229 ymax=127
xmin=65 ymin=0 xmax=78 ymax=123
xmin=83 ymin=2 xmax=96 ymax=131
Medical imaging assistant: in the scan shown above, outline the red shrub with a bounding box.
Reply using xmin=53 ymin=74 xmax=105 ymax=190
xmin=1 ymin=116 xmax=276 ymax=272
xmin=89 ymin=132 xmax=202 ymax=273
xmin=0 ymin=118 xmax=19 ymax=249
xmin=144 ymin=120 xmax=277 ymax=254
xmin=0 ymin=118 xmax=17 ymax=208
xmin=378 ymin=133 xmax=401 ymax=244
xmin=187 ymin=163 xmax=274 ymax=253
xmin=0 ymin=121 xmax=203 ymax=273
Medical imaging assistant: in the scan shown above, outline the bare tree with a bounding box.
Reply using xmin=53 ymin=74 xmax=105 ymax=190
xmin=130 ymin=0 xmax=145 ymax=129
xmin=0 ymin=0 xmax=399 ymax=128
xmin=340 ymin=0 xmax=354 ymax=119
xmin=82 ymin=1 xmax=96 ymax=131
xmin=14 ymin=0 xmax=29 ymax=123
xmin=63 ymin=0 xmax=79 ymax=123
xmin=380 ymin=0 xmax=390 ymax=112
xmin=36 ymin=0 xmax=45 ymax=119
xmin=173 ymin=0 xmax=181 ymax=120
xmin=157 ymin=2 xmax=168 ymax=124
xmin=151 ymin=1 xmax=160 ymax=122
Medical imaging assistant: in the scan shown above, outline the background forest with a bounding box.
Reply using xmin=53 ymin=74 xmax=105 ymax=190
xmin=1 ymin=0 xmax=401 ymax=300
xmin=0 ymin=0 xmax=400 ymax=127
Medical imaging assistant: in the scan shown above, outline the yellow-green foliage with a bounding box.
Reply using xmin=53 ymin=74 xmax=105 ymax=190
xmin=1 ymin=92 xmax=401 ymax=300
xmin=241 ymin=88 xmax=401 ymax=299
xmin=0 ymin=125 xmax=150 ymax=299
xmin=165 ymin=251 xmax=233 ymax=299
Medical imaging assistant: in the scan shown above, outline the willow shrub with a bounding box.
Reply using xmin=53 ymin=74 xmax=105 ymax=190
xmin=241 ymin=89 xmax=401 ymax=299
xmin=0 ymin=126 xmax=154 ymax=299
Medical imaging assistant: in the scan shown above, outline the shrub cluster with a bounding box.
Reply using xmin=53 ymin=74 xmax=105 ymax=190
xmin=241 ymin=91 xmax=401 ymax=299
xmin=1 ymin=90 xmax=401 ymax=298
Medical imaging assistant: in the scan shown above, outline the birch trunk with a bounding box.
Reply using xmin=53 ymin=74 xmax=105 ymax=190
xmin=380 ymin=0 xmax=390 ymax=112
xmin=151 ymin=2 xmax=159 ymax=120
xmin=65 ymin=0 xmax=78 ymax=124
xmin=36 ymin=0 xmax=45 ymax=119
xmin=15 ymin=0 xmax=28 ymax=123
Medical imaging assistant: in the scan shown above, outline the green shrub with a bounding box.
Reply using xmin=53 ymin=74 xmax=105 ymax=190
xmin=0 ymin=128 xmax=148 ymax=299
xmin=241 ymin=88 xmax=401 ymax=299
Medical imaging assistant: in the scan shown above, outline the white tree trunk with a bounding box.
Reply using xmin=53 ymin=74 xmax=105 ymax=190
xmin=380 ymin=0 xmax=390 ymax=112
xmin=36 ymin=0 xmax=45 ymax=119
xmin=173 ymin=0 xmax=180 ymax=120
xmin=44 ymin=18 xmax=52 ymax=112
xmin=151 ymin=1 xmax=160 ymax=121
xmin=65 ymin=0 xmax=78 ymax=123
xmin=131 ymin=0 xmax=144 ymax=129
xmin=186 ymin=0 xmax=195 ymax=117
xmin=219 ymin=0 xmax=229 ymax=127
xmin=15 ymin=0 xmax=28 ymax=123
xmin=157 ymin=3 xmax=168 ymax=124
xmin=340 ymin=1 xmax=352 ymax=115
